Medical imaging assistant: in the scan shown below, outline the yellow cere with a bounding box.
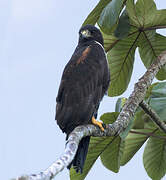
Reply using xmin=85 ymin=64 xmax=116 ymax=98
xmin=81 ymin=30 xmax=91 ymax=37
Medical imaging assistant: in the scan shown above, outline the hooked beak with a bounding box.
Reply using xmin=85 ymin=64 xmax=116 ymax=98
xmin=80 ymin=30 xmax=92 ymax=38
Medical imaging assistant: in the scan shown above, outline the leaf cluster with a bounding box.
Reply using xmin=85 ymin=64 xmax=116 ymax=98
xmin=84 ymin=0 xmax=166 ymax=97
xmin=71 ymin=82 xmax=166 ymax=180
xmin=70 ymin=0 xmax=166 ymax=179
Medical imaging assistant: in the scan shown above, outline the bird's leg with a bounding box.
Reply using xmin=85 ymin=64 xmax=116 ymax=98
xmin=92 ymin=116 xmax=105 ymax=131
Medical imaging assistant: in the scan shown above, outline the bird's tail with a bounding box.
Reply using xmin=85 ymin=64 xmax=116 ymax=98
xmin=67 ymin=136 xmax=90 ymax=173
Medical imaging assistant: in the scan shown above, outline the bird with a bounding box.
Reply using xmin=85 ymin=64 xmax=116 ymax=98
xmin=55 ymin=24 xmax=110 ymax=173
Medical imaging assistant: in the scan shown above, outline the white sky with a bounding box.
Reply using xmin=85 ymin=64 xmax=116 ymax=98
xmin=0 ymin=0 xmax=165 ymax=180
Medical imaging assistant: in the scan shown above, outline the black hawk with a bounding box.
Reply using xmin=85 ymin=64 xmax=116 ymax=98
xmin=55 ymin=24 xmax=110 ymax=173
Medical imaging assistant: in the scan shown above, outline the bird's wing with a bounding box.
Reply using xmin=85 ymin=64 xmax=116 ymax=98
xmin=56 ymin=43 xmax=110 ymax=134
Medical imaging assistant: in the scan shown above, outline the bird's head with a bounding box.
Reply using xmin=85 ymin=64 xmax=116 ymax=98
xmin=78 ymin=25 xmax=104 ymax=46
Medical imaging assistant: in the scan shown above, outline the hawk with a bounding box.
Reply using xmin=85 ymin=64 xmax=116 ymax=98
xmin=55 ymin=24 xmax=110 ymax=173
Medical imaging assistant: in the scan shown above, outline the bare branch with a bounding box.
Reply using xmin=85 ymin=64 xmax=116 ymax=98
xmin=139 ymin=101 xmax=166 ymax=133
xmin=11 ymin=51 xmax=166 ymax=180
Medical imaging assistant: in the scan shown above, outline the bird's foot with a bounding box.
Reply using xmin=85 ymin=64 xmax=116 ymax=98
xmin=92 ymin=116 xmax=105 ymax=131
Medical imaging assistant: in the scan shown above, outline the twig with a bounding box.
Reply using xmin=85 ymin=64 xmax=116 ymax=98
xmin=139 ymin=101 xmax=166 ymax=133
xmin=11 ymin=51 xmax=166 ymax=180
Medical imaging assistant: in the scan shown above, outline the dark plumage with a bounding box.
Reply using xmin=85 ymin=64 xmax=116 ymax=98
xmin=55 ymin=24 xmax=110 ymax=173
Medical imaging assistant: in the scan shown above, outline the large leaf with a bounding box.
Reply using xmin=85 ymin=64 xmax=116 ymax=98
xmin=139 ymin=33 xmax=166 ymax=80
xmin=98 ymin=0 xmax=124 ymax=34
xmin=143 ymin=131 xmax=166 ymax=180
xmin=70 ymin=112 xmax=119 ymax=180
xmin=101 ymin=0 xmax=166 ymax=97
xmin=100 ymin=112 xmax=124 ymax=172
xmin=126 ymin=0 xmax=166 ymax=80
xmin=145 ymin=82 xmax=159 ymax=100
xmin=100 ymin=136 xmax=124 ymax=173
xmin=103 ymin=33 xmax=119 ymax=52
xmin=151 ymin=82 xmax=166 ymax=98
xmin=149 ymin=82 xmax=166 ymax=121
xmin=132 ymin=105 xmax=159 ymax=130
xmin=70 ymin=136 xmax=114 ymax=180
xmin=100 ymin=112 xmax=119 ymax=124
xmin=149 ymin=97 xmax=166 ymax=122
xmin=126 ymin=0 xmax=166 ymax=28
xmin=126 ymin=0 xmax=141 ymax=27
xmin=132 ymin=108 xmax=145 ymax=129
xmin=120 ymin=129 xmax=155 ymax=166
xmin=114 ymin=9 xmax=131 ymax=39
xmin=126 ymin=0 xmax=156 ymax=27
xmin=82 ymin=0 xmax=112 ymax=26
xmin=106 ymin=31 xmax=139 ymax=96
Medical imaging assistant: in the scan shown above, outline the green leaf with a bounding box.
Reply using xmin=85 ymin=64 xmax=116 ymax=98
xmin=139 ymin=33 xmax=166 ymax=80
xmin=144 ymin=82 xmax=166 ymax=122
xmin=101 ymin=0 xmax=166 ymax=97
xmin=100 ymin=112 xmax=119 ymax=124
xmin=126 ymin=0 xmax=166 ymax=80
xmin=70 ymin=137 xmax=114 ymax=180
xmin=132 ymin=108 xmax=145 ymax=129
xmin=115 ymin=97 xmax=127 ymax=112
xmin=121 ymin=129 xmax=154 ymax=166
xmin=100 ymin=136 xmax=124 ymax=173
xmin=145 ymin=82 xmax=159 ymax=100
xmin=143 ymin=114 xmax=158 ymax=130
xmin=149 ymin=97 xmax=166 ymax=122
xmin=126 ymin=0 xmax=166 ymax=28
xmin=126 ymin=0 xmax=156 ymax=27
xmin=151 ymin=82 xmax=166 ymax=98
xmin=133 ymin=94 xmax=160 ymax=129
xmin=126 ymin=0 xmax=139 ymax=27
xmin=100 ymin=112 xmax=124 ymax=173
xmin=70 ymin=112 xmax=119 ymax=180
xmin=114 ymin=9 xmax=131 ymax=39
xmin=98 ymin=0 xmax=124 ymax=34
xmin=82 ymin=0 xmax=112 ymax=26
xmin=106 ymin=31 xmax=139 ymax=96
xmin=103 ymin=33 xmax=119 ymax=52
xmin=143 ymin=131 xmax=166 ymax=180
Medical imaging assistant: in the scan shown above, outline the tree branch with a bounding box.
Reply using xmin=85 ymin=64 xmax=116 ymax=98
xmin=11 ymin=51 xmax=166 ymax=180
xmin=139 ymin=101 xmax=166 ymax=133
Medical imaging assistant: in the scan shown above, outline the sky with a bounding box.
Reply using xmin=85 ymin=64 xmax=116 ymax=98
xmin=0 ymin=0 xmax=166 ymax=180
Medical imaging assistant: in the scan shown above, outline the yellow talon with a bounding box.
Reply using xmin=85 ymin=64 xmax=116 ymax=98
xmin=92 ymin=116 xmax=104 ymax=131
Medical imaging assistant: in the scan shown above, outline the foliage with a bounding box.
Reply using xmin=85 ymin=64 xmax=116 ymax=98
xmin=143 ymin=130 xmax=166 ymax=180
xmin=70 ymin=112 xmax=122 ymax=180
xmin=84 ymin=0 xmax=166 ymax=96
xmin=70 ymin=0 xmax=166 ymax=179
